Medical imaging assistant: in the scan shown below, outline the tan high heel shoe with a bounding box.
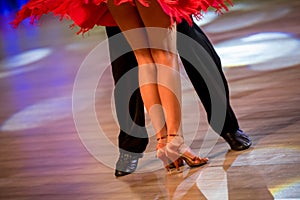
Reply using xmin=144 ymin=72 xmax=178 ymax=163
xmin=166 ymin=134 xmax=208 ymax=168
xmin=156 ymin=136 xmax=184 ymax=171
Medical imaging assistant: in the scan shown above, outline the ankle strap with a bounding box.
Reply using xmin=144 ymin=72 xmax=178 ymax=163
xmin=168 ymin=134 xmax=180 ymax=137
xmin=156 ymin=136 xmax=167 ymax=141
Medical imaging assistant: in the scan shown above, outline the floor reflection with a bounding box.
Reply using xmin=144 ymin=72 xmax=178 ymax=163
xmin=118 ymin=145 xmax=300 ymax=200
xmin=0 ymin=96 xmax=74 ymax=131
xmin=214 ymin=32 xmax=300 ymax=70
xmin=203 ymin=2 xmax=290 ymax=33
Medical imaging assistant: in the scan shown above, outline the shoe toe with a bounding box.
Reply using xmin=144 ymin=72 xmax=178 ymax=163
xmin=115 ymin=170 xmax=131 ymax=177
xmin=114 ymin=152 xmax=141 ymax=177
xmin=222 ymin=130 xmax=252 ymax=151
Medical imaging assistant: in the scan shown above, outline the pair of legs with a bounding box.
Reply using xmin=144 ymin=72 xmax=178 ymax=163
xmin=107 ymin=0 xmax=206 ymax=169
xmin=108 ymin=19 xmax=242 ymax=149
xmin=107 ymin=12 xmax=252 ymax=177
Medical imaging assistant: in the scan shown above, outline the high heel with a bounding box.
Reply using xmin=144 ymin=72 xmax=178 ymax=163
xmin=166 ymin=134 xmax=208 ymax=167
xmin=156 ymin=136 xmax=170 ymax=171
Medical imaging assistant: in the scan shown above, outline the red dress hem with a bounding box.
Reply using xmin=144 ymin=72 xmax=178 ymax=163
xmin=11 ymin=0 xmax=232 ymax=34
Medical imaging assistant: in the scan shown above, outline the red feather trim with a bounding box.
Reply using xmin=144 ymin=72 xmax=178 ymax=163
xmin=11 ymin=0 xmax=233 ymax=34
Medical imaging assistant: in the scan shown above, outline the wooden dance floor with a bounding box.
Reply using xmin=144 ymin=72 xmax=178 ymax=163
xmin=1 ymin=0 xmax=300 ymax=199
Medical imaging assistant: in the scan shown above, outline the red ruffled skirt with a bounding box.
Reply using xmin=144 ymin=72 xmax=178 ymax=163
xmin=11 ymin=0 xmax=232 ymax=34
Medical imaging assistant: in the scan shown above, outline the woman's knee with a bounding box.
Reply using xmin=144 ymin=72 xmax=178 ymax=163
xmin=150 ymin=49 xmax=176 ymax=67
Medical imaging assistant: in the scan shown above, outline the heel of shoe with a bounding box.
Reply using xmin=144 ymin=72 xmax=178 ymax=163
xmin=166 ymin=134 xmax=208 ymax=168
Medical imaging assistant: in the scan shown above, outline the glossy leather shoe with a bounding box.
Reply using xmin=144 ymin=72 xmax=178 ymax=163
xmin=115 ymin=152 xmax=142 ymax=177
xmin=221 ymin=129 xmax=252 ymax=151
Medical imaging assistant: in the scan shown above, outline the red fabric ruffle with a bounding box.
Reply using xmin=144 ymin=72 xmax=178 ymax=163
xmin=11 ymin=0 xmax=232 ymax=34
xmin=10 ymin=0 xmax=116 ymax=34
xmin=158 ymin=0 xmax=232 ymax=25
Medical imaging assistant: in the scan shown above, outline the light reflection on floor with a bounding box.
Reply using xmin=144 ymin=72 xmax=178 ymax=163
xmin=148 ymin=146 xmax=300 ymax=199
xmin=215 ymin=32 xmax=300 ymax=70
xmin=0 ymin=96 xmax=89 ymax=131
xmin=205 ymin=7 xmax=290 ymax=33
xmin=271 ymin=180 xmax=300 ymax=199
xmin=197 ymin=167 xmax=228 ymax=200
xmin=0 ymin=48 xmax=52 ymax=78
xmin=232 ymin=146 xmax=300 ymax=166
xmin=194 ymin=146 xmax=300 ymax=200
xmin=203 ymin=3 xmax=290 ymax=33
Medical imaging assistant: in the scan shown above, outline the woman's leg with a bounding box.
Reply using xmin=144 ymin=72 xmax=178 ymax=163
xmin=134 ymin=0 xmax=183 ymax=140
xmin=106 ymin=0 xmax=167 ymax=147
xmin=134 ymin=1 xmax=208 ymax=166
xmin=107 ymin=0 xmax=181 ymax=141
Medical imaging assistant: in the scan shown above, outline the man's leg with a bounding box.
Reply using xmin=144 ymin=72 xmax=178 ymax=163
xmin=105 ymin=26 xmax=148 ymax=177
xmin=177 ymin=20 xmax=252 ymax=151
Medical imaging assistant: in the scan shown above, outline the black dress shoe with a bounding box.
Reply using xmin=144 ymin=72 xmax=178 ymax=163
xmin=221 ymin=129 xmax=252 ymax=151
xmin=115 ymin=152 xmax=142 ymax=177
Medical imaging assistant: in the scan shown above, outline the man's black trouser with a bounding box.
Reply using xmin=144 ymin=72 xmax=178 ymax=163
xmin=105 ymin=19 xmax=239 ymax=154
